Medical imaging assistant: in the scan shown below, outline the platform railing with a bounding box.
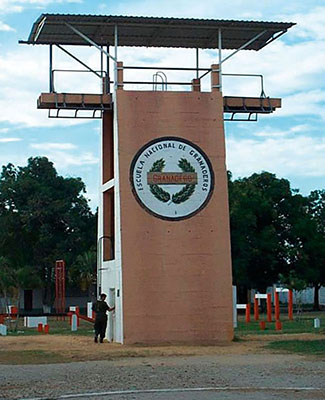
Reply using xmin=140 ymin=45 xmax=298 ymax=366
xmin=120 ymin=65 xmax=267 ymax=98
xmin=50 ymin=65 xmax=267 ymax=99
xmin=222 ymin=73 xmax=266 ymax=98
xmin=50 ymin=69 xmax=109 ymax=94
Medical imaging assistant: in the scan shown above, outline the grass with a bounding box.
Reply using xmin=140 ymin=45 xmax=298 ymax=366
xmin=4 ymin=317 xmax=94 ymax=336
xmin=1 ymin=313 xmax=325 ymax=365
xmin=235 ymin=312 xmax=325 ymax=335
xmin=0 ymin=350 xmax=67 ymax=364
xmin=266 ymin=339 xmax=325 ymax=356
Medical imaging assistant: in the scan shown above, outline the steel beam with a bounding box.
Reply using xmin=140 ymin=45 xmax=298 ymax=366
xmin=64 ymin=22 xmax=117 ymax=62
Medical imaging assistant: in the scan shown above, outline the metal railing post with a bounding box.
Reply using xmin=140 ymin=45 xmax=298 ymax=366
xmin=49 ymin=44 xmax=53 ymax=92
xmin=218 ymin=28 xmax=222 ymax=91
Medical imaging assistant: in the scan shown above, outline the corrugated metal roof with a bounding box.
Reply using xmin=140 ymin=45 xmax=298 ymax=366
xmin=23 ymin=14 xmax=295 ymax=50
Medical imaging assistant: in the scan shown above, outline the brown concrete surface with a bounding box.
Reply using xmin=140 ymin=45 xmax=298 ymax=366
xmin=114 ymin=90 xmax=233 ymax=344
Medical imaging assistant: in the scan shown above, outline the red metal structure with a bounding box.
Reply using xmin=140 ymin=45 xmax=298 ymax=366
xmin=55 ymin=260 xmax=66 ymax=320
xmin=267 ymin=293 xmax=272 ymax=323
xmin=274 ymin=288 xmax=293 ymax=321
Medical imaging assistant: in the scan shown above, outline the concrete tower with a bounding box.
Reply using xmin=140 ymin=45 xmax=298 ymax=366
xmin=23 ymin=14 xmax=294 ymax=344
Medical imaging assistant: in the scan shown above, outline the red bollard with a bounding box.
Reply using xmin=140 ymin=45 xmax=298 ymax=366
xmin=10 ymin=306 xmax=18 ymax=320
xmin=288 ymin=290 xmax=293 ymax=321
xmin=37 ymin=323 xmax=43 ymax=333
xmin=254 ymin=298 xmax=259 ymax=321
xmin=245 ymin=304 xmax=251 ymax=323
xmin=44 ymin=324 xmax=49 ymax=334
xmin=275 ymin=320 xmax=282 ymax=331
xmin=274 ymin=291 xmax=280 ymax=321
xmin=267 ymin=293 xmax=272 ymax=322
xmin=259 ymin=321 xmax=266 ymax=330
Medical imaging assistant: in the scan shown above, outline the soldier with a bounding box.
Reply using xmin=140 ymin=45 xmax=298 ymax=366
xmin=92 ymin=293 xmax=115 ymax=343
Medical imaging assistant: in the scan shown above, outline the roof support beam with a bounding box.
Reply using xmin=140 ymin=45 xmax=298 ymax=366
xmin=64 ymin=22 xmax=117 ymax=62
xmin=259 ymin=29 xmax=287 ymax=50
xmin=34 ymin=16 xmax=46 ymax=42
xmin=196 ymin=48 xmax=199 ymax=79
xmin=221 ymin=29 xmax=267 ymax=64
xmin=49 ymin=44 xmax=53 ymax=92
xmin=218 ymin=28 xmax=222 ymax=91
xmin=114 ymin=24 xmax=118 ymax=90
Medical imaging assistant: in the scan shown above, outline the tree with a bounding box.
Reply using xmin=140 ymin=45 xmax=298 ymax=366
xmin=0 ymin=256 xmax=41 ymax=330
xmin=0 ymin=256 xmax=13 ymax=313
xmin=229 ymin=172 xmax=301 ymax=296
xmin=295 ymin=190 xmax=325 ymax=310
xmin=0 ymin=157 xmax=96 ymax=308
xmin=278 ymin=189 xmax=325 ymax=310
xmin=279 ymin=270 xmax=308 ymax=316
xmin=70 ymin=249 xmax=97 ymax=299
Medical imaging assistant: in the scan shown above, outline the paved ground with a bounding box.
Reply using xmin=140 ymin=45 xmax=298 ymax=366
xmin=1 ymin=353 xmax=324 ymax=400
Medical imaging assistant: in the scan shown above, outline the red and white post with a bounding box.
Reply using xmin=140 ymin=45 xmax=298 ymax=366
xmin=275 ymin=288 xmax=293 ymax=321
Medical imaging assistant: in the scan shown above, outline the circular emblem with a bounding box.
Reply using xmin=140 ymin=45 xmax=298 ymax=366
xmin=130 ymin=137 xmax=214 ymax=221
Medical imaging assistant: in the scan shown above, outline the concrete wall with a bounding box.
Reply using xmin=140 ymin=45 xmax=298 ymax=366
xmin=115 ymin=90 xmax=233 ymax=344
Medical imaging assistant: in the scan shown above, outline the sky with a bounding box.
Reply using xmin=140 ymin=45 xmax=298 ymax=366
xmin=0 ymin=0 xmax=324 ymax=209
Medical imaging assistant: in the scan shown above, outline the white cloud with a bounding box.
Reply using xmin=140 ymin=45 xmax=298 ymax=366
xmin=0 ymin=2 xmax=22 ymax=14
xmin=278 ymin=90 xmax=325 ymax=119
xmin=28 ymin=141 xmax=98 ymax=168
xmin=223 ymin=39 xmax=325 ymax=98
xmin=102 ymin=0 xmax=319 ymax=20
xmin=253 ymin=124 xmax=311 ymax=138
xmin=239 ymin=12 xmax=263 ymax=19
xmin=0 ymin=46 xmax=99 ymax=127
xmin=0 ymin=21 xmax=14 ymax=31
xmin=226 ymin=135 xmax=325 ymax=179
xmin=222 ymin=37 xmax=325 ymax=120
xmin=0 ymin=3 xmax=323 ymax=127
xmin=0 ymin=0 xmax=82 ymax=14
xmin=30 ymin=142 xmax=77 ymax=150
xmin=37 ymin=150 xmax=98 ymax=168
xmin=0 ymin=137 xmax=21 ymax=142
xmin=27 ymin=143 xmax=99 ymax=168
xmin=287 ymin=6 xmax=325 ymax=40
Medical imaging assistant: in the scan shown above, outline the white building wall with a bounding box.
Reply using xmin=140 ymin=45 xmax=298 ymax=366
xmin=101 ymin=259 xmax=123 ymax=343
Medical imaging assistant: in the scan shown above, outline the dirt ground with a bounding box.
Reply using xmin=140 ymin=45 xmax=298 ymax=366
xmin=0 ymin=332 xmax=323 ymax=364
xmin=1 ymin=333 xmax=324 ymax=400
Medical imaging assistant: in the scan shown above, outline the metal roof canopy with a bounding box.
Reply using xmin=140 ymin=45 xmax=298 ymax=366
xmin=22 ymin=14 xmax=295 ymax=50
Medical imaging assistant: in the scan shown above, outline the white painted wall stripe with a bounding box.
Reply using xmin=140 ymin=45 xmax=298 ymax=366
xmin=102 ymin=179 xmax=115 ymax=192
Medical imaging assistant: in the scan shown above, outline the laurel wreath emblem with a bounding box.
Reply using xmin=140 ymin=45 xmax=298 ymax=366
xmin=149 ymin=158 xmax=196 ymax=204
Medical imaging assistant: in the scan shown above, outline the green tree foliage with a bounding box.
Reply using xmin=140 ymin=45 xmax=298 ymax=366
xmin=277 ymin=190 xmax=325 ymax=310
xmin=296 ymin=190 xmax=325 ymax=310
xmin=229 ymin=172 xmax=302 ymax=293
xmin=229 ymin=172 xmax=325 ymax=310
xmin=70 ymin=249 xmax=97 ymax=299
xmin=0 ymin=157 xmax=96 ymax=307
xmin=0 ymin=257 xmax=13 ymax=312
xmin=0 ymin=256 xmax=41 ymax=330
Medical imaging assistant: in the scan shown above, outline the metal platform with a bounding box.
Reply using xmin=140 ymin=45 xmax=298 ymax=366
xmin=223 ymin=96 xmax=281 ymax=113
xmin=38 ymin=92 xmax=112 ymax=118
xmin=37 ymin=93 xmax=112 ymax=110
xmin=223 ymin=96 xmax=281 ymax=120
xmin=37 ymin=93 xmax=281 ymax=119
